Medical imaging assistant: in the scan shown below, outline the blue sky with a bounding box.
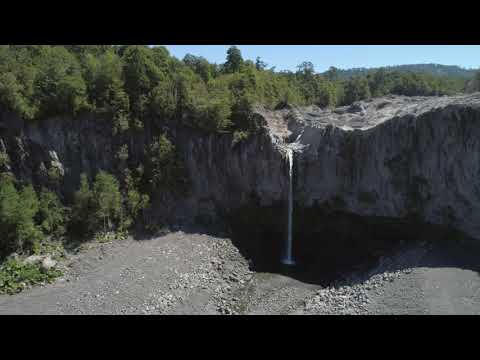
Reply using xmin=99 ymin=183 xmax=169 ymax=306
xmin=162 ymin=45 xmax=480 ymax=72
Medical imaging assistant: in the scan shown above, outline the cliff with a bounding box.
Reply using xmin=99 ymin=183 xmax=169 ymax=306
xmin=2 ymin=93 xmax=480 ymax=244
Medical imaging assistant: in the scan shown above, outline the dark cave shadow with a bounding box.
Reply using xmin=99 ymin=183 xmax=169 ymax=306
xmin=231 ymin=234 xmax=480 ymax=288
xmin=224 ymin=208 xmax=480 ymax=287
xmin=125 ymin=212 xmax=480 ymax=288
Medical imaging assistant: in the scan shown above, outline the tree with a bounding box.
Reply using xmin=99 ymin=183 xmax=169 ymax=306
xmin=56 ymin=75 xmax=89 ymax=116
xmin=230 ymin=95 xmax=262 ymax=132
xmin=38 ymin=189 xmax=66 ymax=238
xmin=71 ymin=172 xmax=123 ymax=235
xmin=0 ymin=174 xmax=21 ymax=254
xmin=224 ymin=46 xmax=243 ymax=73
xmin=150 ymin=79 xmax=177 ymax=120
xmin=84 ymin=50 xmax=131 ymax=132
xmin=368 ymin=69 xmax=392 ymax=97
xmin=71 ymin=173 xmax=94 ymax=235
xmin=183 ymin=54 xmax=213 ymax=83
xmin=121 ymin=45 xmax=163 ymax=117
xmin=64 ymin=45 xmax=112 ymax=56
xmin=145 ymin=135 xmax=188 ymax=194
xmin=296 ymin=62 xmax=315 ymax=80
xmin=255 ymin=57 xmax=268 ymax=71
xmin=34 ymin=46 xmax=90 ymax=118
xmin=316 ymin=79 xmax=337 ymax=108
xmin=92 ymin=171 xmax=122 ymax=233
xmin=0 ymin=175 xmax=42 ymax=255
xmin=324 ymin=66 xmax=339 ymax=82
xmin=147 ymin=135 xmax=176 ymax=189
xmin=0 ymin=72 xmax=36 ymax=120
xmin=343 ymin=75 xmax=371 ymax=105
xmin=16 ymin=185 xmax=43 ymax=252
xmin=123 ymin=169 xmax=149 ymax=229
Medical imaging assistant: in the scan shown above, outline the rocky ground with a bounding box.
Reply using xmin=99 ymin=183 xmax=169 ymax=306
xmin=303 ymin=240 xmax=480 ymax=315
xmin=0 ymin=231 xmax=479 ymax=315
xmin=0 ymin=229 xmax=253 ymax=315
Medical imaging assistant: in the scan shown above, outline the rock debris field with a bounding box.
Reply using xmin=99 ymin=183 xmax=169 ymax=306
xmin=0 ymin=230 xmax=479 ymax=315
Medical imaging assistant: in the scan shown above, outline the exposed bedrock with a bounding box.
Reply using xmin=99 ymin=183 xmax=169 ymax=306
xmin=2 ymin=94 xmax=480 ymax=270
xmin=182 ymin=94 xmax=480 ymax=245
xmin=291 ymin=94 xmax=480 ymax=242
xmin=166 ymin=94 xmax=480 ymax=279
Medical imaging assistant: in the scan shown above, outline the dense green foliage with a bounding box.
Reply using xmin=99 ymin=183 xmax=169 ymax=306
xmin=0 ymin=174 xmax=43 ymax=255
xmin=123 ymin=169 xmax=149 ymax=230
xmin=145 ymin=134 xmax=188 ymax=194
xmin=0 ymin=45 xmax=473 ymax=131
xmin=343 ymin=75 xmax=371 ymax=104
xmin=69 ymin=169 xmax=150 ymax=237
xmin=71 ymin=172 xmax=124 ymax=235
xmin=0 ymin=257 xmax=62 ymax=295
xmin=38 ymin=189 xmax=67 ymax=238
xmin=323 ymin=64 xmax=478 ymax=81
xmin=0 ymin=173 xmax=71 ymax=256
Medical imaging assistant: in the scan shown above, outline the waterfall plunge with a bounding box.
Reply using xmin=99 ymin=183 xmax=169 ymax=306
xmin=282 ymin=147 xmax=295 ymax=266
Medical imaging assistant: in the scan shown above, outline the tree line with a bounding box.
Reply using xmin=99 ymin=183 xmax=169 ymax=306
xmin=1 ymin=45 xmax=476 ymax=134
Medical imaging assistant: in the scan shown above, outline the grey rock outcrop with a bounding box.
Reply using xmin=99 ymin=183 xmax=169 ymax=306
xmin=41 ymin=257 xmax=57 ymax=271
xmin=2 ymin=93 xmax=480 ymax=242
xmin=261 ymin=94 xmax=480 ymax=240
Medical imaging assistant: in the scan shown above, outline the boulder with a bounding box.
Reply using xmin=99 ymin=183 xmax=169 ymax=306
xmin=41 ymin=257 xmax=57 ymax=271
xmin=23 ymin=255 xmax=45 ymax=266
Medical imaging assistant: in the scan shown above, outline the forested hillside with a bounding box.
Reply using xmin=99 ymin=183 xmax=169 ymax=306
xmin=1 ymin=45 xmax=478 ymax=133
xmin=323 ymin=63 xmax=478 ymax=80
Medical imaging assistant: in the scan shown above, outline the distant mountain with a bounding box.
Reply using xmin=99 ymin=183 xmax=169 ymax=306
xmin=323 ymin=64 xmax=478 ymax=80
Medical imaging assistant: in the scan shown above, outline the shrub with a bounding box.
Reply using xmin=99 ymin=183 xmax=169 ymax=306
xmin=123 ymin=169 xmax=149 ymax=230
xmin=47 ymin=166 xmax=62 ymax=183
xmin=92 ymin=171 xmax=123 ymax=233
xmin=0 ymin=72 xmax=36 ymax=120
xmin=0 ymin=151 xmax=10 ymax=169
xmin=0 ymin=257 xmax=62 ymax=295
xmin=232 ymin=130 xmax=249 ymax=146
xmin=0 ymin=175 xmax=43 ymax=255
xmin=146 ymin=134 xmax=189 ymax=194
xmin=71 ymin=171 xmax=124 ymax=235
xmin=94 ymin=230 xmax=127 ymax=244
xmin=71 ymin=173 xmax=94 ymax=235
xmin=38 ymin=189 xmax=66 ymax=239
xmin=147 ymin=135 xmax=176 ymax=188
xmin=116 ymin=144 xmax=129 ymax=162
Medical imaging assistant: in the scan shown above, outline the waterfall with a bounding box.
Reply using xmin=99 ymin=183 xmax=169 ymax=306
xmin=282 ymin=147 xmax=295 ymax=266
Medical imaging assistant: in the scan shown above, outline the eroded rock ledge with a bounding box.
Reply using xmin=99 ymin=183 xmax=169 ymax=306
xmin=2 ymin=94 xmax=480 ymax=245
xmin=252 ymin=94 xmax=480 ymax=241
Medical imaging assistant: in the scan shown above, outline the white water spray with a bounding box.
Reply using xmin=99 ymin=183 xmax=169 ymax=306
xmin=282 ymin=147 xmax=295 ymax=266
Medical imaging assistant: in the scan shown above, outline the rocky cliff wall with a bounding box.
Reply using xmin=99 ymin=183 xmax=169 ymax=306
xmin=2 ymin=94 xmax=480 ymax=242
xmin=289 ymin=95 xmax=480 ymax=241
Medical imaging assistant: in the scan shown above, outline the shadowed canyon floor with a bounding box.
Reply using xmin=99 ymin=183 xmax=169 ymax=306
xmin=0 ymin=231 xmax=479 ymax=315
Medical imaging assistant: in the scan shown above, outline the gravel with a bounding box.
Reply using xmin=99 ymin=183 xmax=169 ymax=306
xmin=1 ymin=233 xmax=479 ymax=315
xmin=303 ymin=241 xmax=480 ymax=315
xmin=0 ymin=230 xmax=253 ymax=315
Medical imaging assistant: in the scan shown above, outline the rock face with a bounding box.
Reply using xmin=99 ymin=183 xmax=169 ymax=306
xmin=167 ymin=127 xmax=288 ymax=224
xmin=2 ymin=93 xmax=480 ymax=244
xmin=286 ymin=94 xmax=480 ymax=241
xmin=0 ymin=112 xmax=124 ymax=197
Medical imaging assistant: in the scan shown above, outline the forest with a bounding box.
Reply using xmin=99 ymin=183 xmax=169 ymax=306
xmin=1 ymin=45 xmax=478 ymax=133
